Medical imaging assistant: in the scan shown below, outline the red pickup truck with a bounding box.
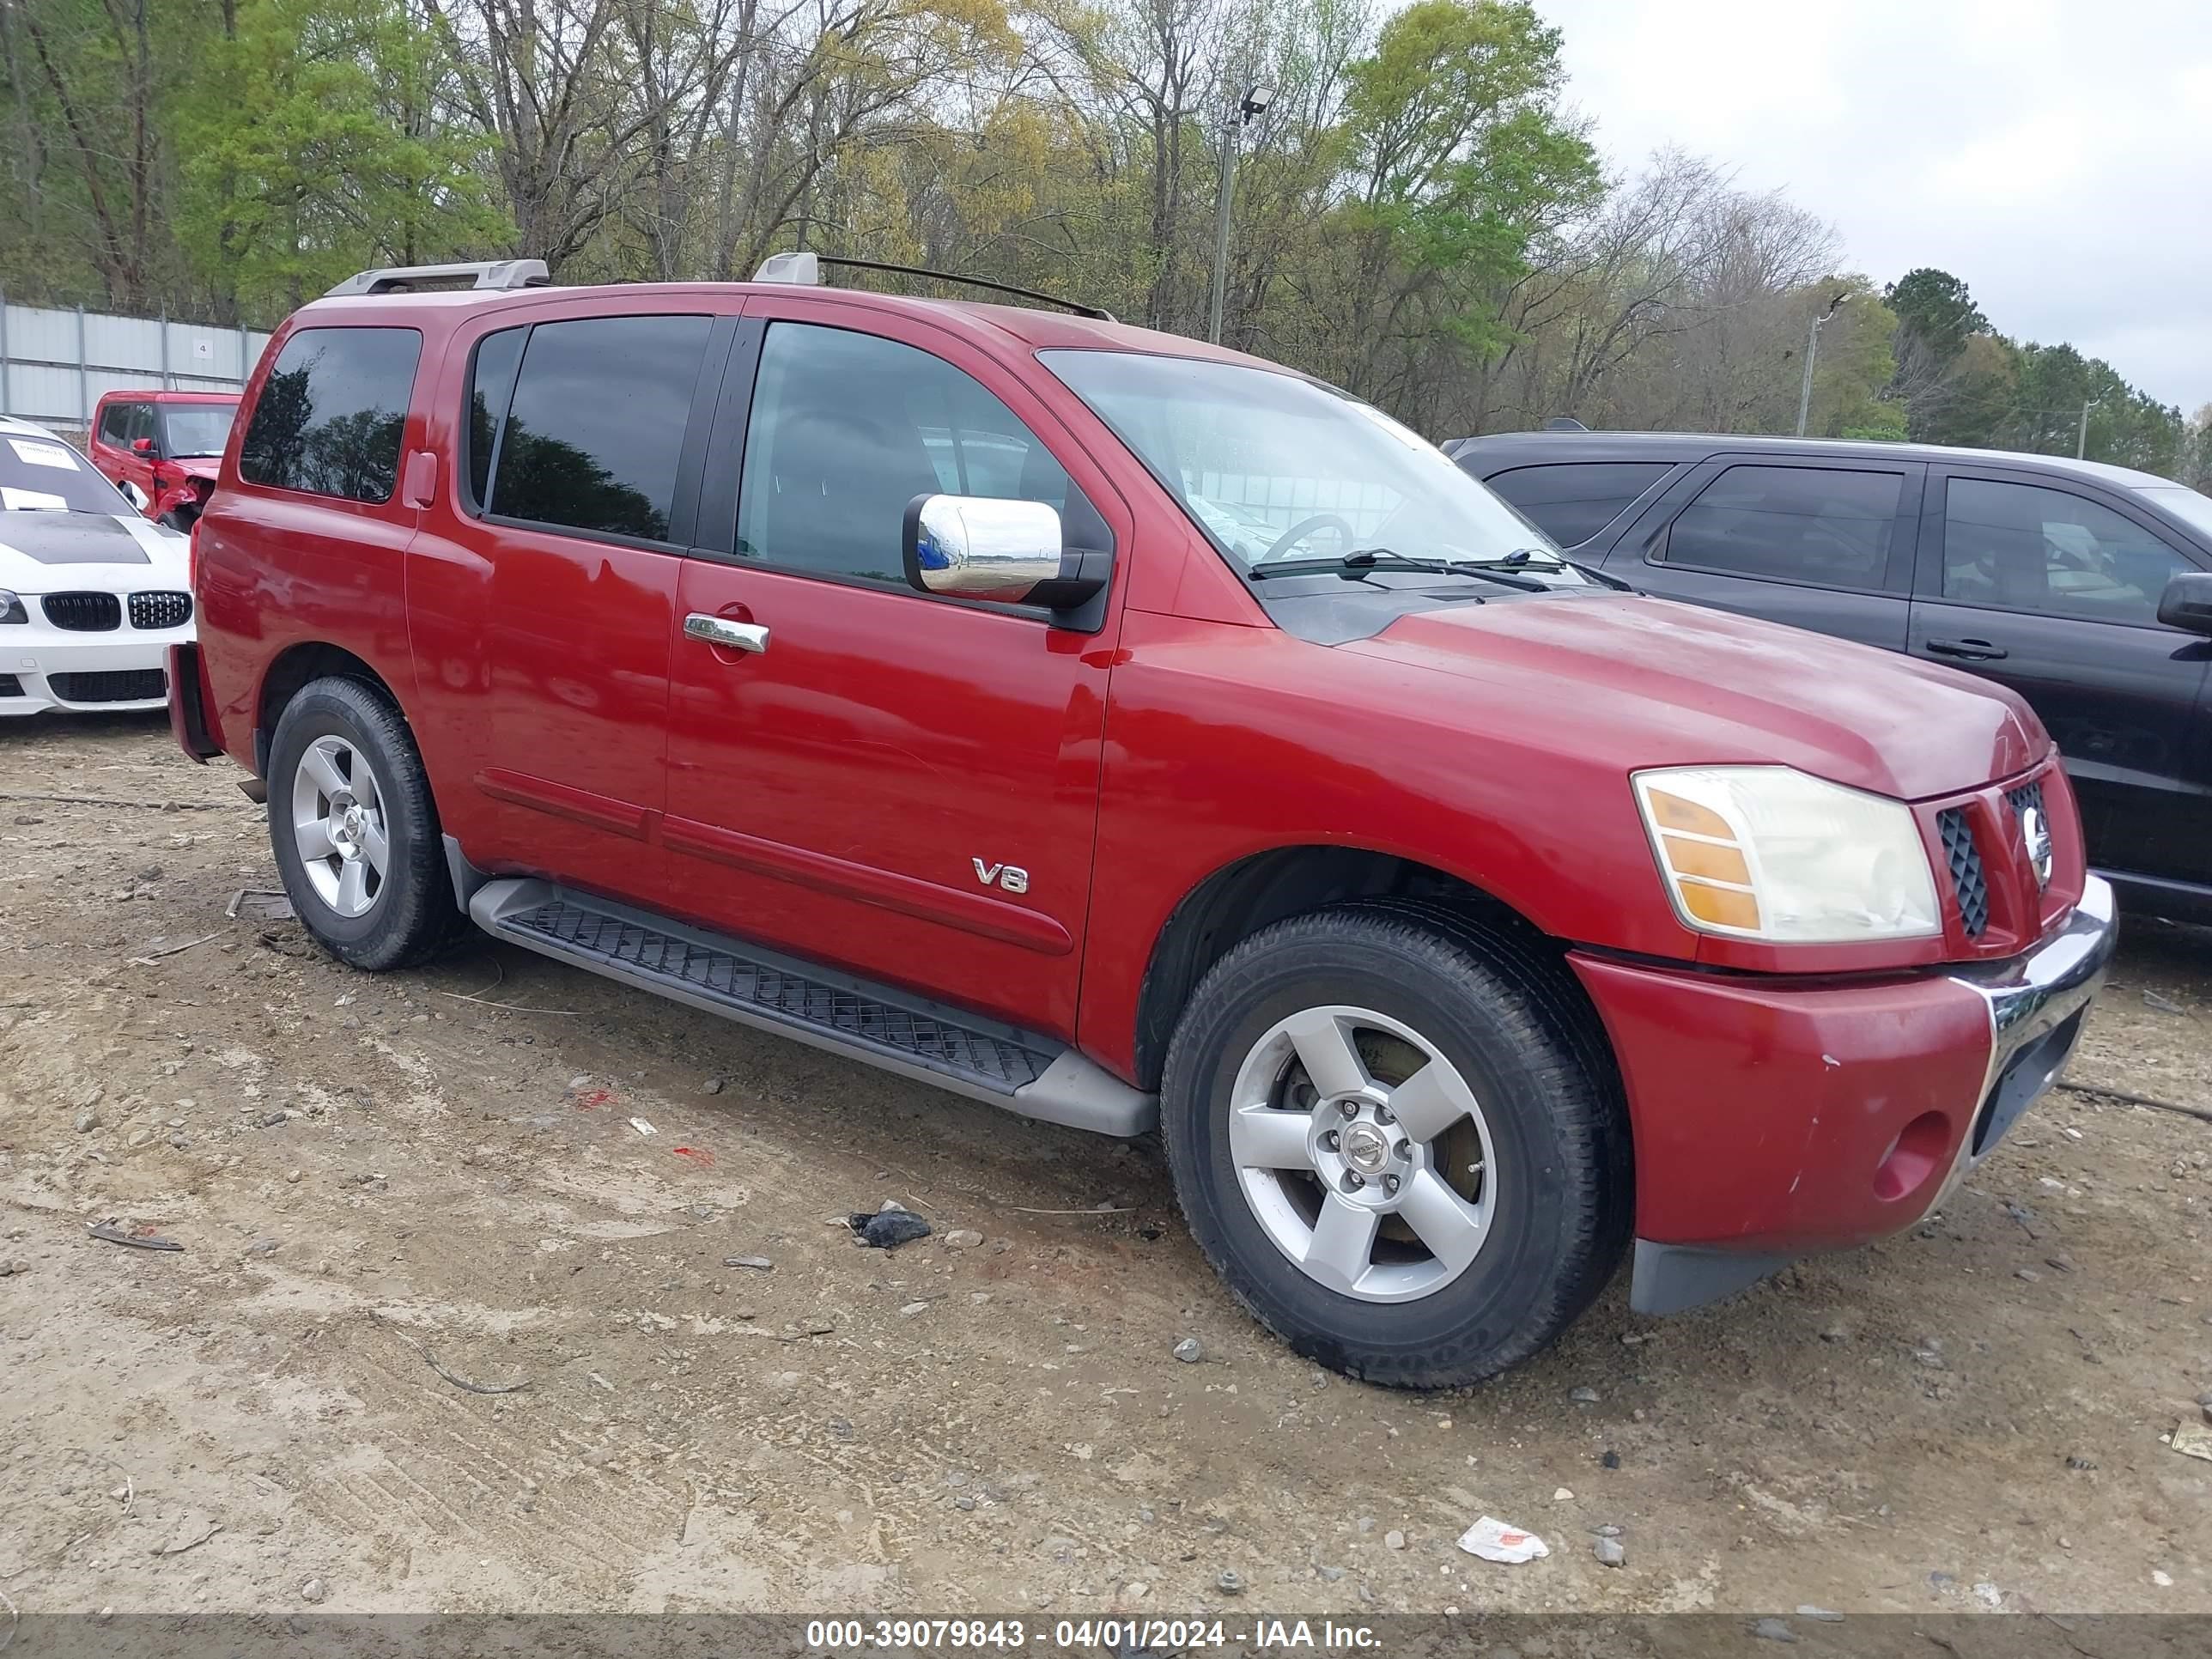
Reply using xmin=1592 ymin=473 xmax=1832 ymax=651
xmin=169 ymin=258 xmax=2114 ymax=1387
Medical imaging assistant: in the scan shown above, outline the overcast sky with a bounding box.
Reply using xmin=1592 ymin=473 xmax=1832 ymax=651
xmin=1534 ymin=0 xmax=2212 ymax=416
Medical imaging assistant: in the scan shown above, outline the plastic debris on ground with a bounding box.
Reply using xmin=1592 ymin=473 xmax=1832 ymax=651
xmin=2172 ymin=1420 xmax=2212 ymax=1462
xmin=87 ymin=1222 xmax=184 ymax=1252
xmin=849 ymin=1207 xmax=933 ymax=1249
xmin=672 ymin=1146 xmax=714 ymax=1167
xmin=1456 ymin=1516 xmax=1549 ymax=1564
xmin=226 ymin=888 xmax=296 ymax=922
xmin=629 ymin=1117 xmax=657 ymax=1137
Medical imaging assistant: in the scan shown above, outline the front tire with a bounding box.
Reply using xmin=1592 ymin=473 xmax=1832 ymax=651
xmin=266 ymin=677 xmax=460 ymax=970
xmin=1161 ymin=902 xmax=1632 ymax=1388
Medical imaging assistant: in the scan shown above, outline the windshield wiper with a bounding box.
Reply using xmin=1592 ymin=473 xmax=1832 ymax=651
xmin=1468 ymin=548 xmax=1638 ymax=590
xmin=1348 ymin=547 xmax=1550 ymax=591
xmin=1250 ymin=547 xmax=1550 ymax=591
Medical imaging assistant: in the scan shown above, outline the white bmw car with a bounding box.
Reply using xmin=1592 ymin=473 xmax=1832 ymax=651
xmin=1 ymin=415 xmax=195 ymax=717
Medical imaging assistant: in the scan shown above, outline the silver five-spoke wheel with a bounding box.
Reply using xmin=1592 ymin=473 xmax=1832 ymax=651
xmin=1229 ymin=1005 xmax=1496 ymax=1303
xmin=290 ymin=734 xmax=389 ymax=919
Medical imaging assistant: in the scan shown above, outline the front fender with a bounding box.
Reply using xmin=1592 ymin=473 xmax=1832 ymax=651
xmin=153 ymin=483 xmax=204 ymax=523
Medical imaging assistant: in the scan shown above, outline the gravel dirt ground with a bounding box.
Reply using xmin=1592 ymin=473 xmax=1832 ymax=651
xmin=3 ymin=714 xmax=2209 ymax=1621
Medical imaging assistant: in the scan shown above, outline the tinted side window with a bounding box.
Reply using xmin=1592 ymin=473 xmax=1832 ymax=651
xmin=465 ymin=327 xmax=526 ymax=511
xmin=1486 ymin=461 xmax=1674 ymax=547
xmin=1664 ymin=464 xmax=1901 ymax=588
xmin=97 ymin=402 xmax=133 ymax=445
xmin=489 ymin=314 xmax=712 ymax=544
xmin=127 ymin=403 xmax=157 ymax=446
xmin=239 ymin=326 xmax=422 ymax=503
xmin=737 ymin=322 xmax=1102 ymax=591
xmin=1942 ymin=477 xmax=2191 ymax=625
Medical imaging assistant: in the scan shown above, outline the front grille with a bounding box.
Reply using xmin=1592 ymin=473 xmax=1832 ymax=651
xmin=2006 ymin=777 xmax=2045 ymax=823
xmin=0 ymin=673 xmax=21 ymax=697
xmin=41 ymin=592 xmax=121 ymax=632
xmin=1938 ymin=807 xmax=1988 ymax=939
xmin=128 ymin=590 xmax=192 ymax=630
xmin=47 ymin=668 xmax=166 ymax=703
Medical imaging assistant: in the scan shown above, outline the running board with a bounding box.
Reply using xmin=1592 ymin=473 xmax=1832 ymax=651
xmin=467 ymin=878 xmax=1157 ymax=1138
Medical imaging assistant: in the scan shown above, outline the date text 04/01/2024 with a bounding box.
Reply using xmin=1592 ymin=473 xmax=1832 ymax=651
xmin=803 ymin=1618 xmax=1382 ymax=1650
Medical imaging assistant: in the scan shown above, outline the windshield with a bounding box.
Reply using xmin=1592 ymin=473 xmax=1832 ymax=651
xmin=2142 ymin=484 xmax=2212 ymax=544
xmin=161 ymin=404 xmax=235 ymax=459
xmin=1 ymin=432 xmax=132 ymax=514
xmin=1040 ymin=350 xmax=1582 ymax=583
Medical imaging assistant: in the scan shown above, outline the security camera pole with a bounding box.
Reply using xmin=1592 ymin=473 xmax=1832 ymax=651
xmin=1795 ymin=292 xmax=1850 ymax=437
xmin=1207 ymin=82 xmax=1275 ymax=345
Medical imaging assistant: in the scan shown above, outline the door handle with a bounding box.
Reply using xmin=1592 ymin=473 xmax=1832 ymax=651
xmin=684 ymin=612 xmax=769 ymax=653
xmin=1924 ymin=636 xmax=2008 ymax=661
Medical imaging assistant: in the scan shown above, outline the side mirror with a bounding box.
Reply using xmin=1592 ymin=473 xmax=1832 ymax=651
xmin=131 ymin=436 xmax=157 ymax=455
xmin=2157 ymin=570 xmax=2212 ymax=636
xmin=902 ymin=494 xmax=1110 ymax=620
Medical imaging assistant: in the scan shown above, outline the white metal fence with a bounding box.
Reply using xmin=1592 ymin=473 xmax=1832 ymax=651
xmin=0 ymin=295 xmax=271 ymax=433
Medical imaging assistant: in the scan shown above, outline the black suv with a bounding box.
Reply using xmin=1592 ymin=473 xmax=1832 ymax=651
xmin=1449 ymin=431 xmax=2212 ymax=922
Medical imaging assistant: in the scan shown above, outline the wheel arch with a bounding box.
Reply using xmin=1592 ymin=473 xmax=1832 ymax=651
xmin=254 ymin=642 xmax=400 ymax=777
xmin=1129 ymin=843 xmax=1567 ymax=1092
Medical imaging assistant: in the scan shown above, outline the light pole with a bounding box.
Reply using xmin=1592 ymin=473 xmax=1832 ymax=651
xmin=2076 ymin=398 xmax=2099 ymax=459
xmin=1795 ymin=292 xmax=1849 ymax=437
xmin=1207 ymin=82 xmax=1274 ymax=345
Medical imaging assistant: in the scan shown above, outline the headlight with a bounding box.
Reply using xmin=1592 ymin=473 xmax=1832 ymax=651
xmin=0 ymin=590 xmax=27 ymax=624
xmin=1633 ymin=766 xmax=1941 ymax=944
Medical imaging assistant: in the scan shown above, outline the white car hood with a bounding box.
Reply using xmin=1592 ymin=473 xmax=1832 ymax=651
xmin=0 ymin=510 xmax=189 ymax=591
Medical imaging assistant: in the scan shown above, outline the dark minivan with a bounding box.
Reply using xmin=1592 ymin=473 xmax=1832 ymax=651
xmin=1450 ymin=432 xmax=2212 ymax=923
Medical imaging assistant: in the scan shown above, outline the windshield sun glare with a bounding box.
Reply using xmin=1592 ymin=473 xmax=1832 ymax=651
xmin=1039 ymin=349 xmax=1580 ymax=583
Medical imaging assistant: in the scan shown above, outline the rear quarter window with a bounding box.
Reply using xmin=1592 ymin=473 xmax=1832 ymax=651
xmin=1484 ymin=460 xmax=1675 ymax=547
xmin=239 ymin=325 xmax=422 ymax=504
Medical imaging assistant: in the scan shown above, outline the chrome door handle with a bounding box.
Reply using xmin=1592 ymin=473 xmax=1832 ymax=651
xmin=684 ymin=613 xmax=769 ymax=653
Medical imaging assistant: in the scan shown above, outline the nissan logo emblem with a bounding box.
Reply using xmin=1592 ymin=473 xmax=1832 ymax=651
xmin=2019 ymin=804 xmax=2053 ymax=890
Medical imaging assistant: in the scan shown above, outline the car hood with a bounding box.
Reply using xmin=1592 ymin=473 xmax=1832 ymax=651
xmin=0 ymin=510 xmax=189 ymax=586
xmin=1347 ymin=592 xmax=2045 ymax=800
xmin=167 ymin=456 xmax=221 ymax=483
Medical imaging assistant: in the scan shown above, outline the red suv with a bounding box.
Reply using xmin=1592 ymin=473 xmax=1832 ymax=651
xmin=169 ymin=258 xmax=2115 ymax=1386
xmin=88 ymin=389 xmax=240 ymax=528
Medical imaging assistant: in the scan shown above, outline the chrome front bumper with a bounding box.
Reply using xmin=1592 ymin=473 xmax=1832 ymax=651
xmin=1926 ymin=872 xmax=2118 ymax=1208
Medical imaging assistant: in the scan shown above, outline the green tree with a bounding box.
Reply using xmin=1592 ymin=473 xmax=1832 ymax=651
xmin=1912 ymin=332 xmax=2018 ymax=448
xmin=1882 ymin=268 xmax=1997 ymax=443
xmin=169 ymin=0 xmax=508 ymax=313
xmin=1328 ymin=0 xmax=1600 ymax=411
xmin=1885 ymin=267 xmax=1985 ymax=362
xmin=0 ymin=0 xmax=217 ymax=307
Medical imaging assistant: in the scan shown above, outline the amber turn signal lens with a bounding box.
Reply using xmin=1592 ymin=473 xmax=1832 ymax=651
xmin=1645 ymin=788 xmax=1734 ymax=840
xmin=1662 ymin=835 xmax=1752 ymax=885
xmin=1677 ymin=881 xmax=1761 ymax=930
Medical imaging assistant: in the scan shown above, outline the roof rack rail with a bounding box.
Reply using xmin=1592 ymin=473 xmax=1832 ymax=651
xmin=751 ymin=251 xmax=1115 ymax=323
xmin=325 ymin=259 xmax=551 ymax=298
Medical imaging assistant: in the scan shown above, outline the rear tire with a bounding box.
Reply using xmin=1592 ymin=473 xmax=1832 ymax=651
xmin=1160 ymin=901 xmax=1632 ymax=1388
xmin=266 ymin=677 xmax=461 ymax=971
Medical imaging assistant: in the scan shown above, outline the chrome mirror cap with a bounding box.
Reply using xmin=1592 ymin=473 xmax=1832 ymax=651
xmin=905 ymin=494 xmax=1064 ymax=604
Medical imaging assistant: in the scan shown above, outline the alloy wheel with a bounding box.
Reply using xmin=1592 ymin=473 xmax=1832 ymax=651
xmin=290 ymin=734 xmax=389 ymax=919
xmin=1227 ymin=1004 xmax=1497 ymax=1303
